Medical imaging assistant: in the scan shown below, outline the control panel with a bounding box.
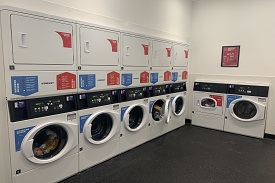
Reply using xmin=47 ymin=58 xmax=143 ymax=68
xmin=149 ymin=84 xmax=169 ymax=96
xmin=120 ymin=87 xmax=148 ymax=102
xmin=228 ymin=84 xmax=269 ymax=97
xmin=77 ymin=90 xmax=120 ymax=109
xmin=170 ymin=82 xmax=186 ymax=93
xmin=8 ymin=95 xmax=76 ymax=122
xmin=193 ymin=82 xmax=228 ymax=93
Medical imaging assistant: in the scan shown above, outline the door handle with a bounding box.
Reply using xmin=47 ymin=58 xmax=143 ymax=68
xmin=84 ymin=40 xmax=90 ymax=53
xmin=18 ymin=32 xmax=27 ymax=48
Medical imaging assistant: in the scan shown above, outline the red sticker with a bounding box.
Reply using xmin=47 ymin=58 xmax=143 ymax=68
xmin=141 ymin=44 xmax=149 ymax=55
xmin=55 ymin=32 xmax=72 ymax=48
xmin=182 ymin=71 xmax=188 ymax=80
xmin=107 ymin=39 xmax=118 ymax=52
xmin=107 ymin=71 xmax=120 ymax=86
xmin=140 ymin=71 xmax=149 ymax=83
xmin=166 ymin=48 xmax=171 ymax=57
xmin=56 ymin=72 xmax=76 ymax=90
xmin=184 ymin=50 xmax=189 ymax=58
xmin=164 ymin=71 xmax=171 ymax=81
xmin=210 ymin=95 xmax=223 ymax=107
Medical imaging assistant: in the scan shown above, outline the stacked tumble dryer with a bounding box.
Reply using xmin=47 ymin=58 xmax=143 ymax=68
xmin=2 ymin=7 xmax=79 ymax=183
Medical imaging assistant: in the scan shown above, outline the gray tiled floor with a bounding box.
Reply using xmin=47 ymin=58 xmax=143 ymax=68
xmin=62 ymin=124 xmax=275 ymax=183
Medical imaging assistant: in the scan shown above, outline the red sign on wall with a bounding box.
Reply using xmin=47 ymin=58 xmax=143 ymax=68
xmin=107 ymin=39 xmax=118 ymax=52
xmin=141 ymin=44 xmax=149 ymax=55
xmin=164 ymin=71 xmax=171 ymax=81
xmin=56 ymin=72 xmax=76 ymax=90
xmin=140 ymin=71 xmax=149 ymax=83
xmin=55 ymin=32 xmax=72 ymax=48
xmin=107 ymin=71 xmax=120 ymax=86
xmin=182 ymin=71 xmax=188 ymax=80
xmin=221 ymin=46 xmax=240 ymax=67
xmin=210 ymin=95 xmax=223 ymax=107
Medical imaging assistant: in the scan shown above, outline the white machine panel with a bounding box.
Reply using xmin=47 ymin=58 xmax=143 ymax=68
xmin=151 ymin=39 xmax=172 ymax=68
xmin=121 ymin=33 xmax=150 ymax=68
xmin=6 ymin=71 xmax=77 ymax=100
xmin=1 ymin=9 xmax=77 ymax=71
xmin=173 ymin=44 xmax=189 ymax=67
xmin=79 ymin=25 xmax=120 ymax=69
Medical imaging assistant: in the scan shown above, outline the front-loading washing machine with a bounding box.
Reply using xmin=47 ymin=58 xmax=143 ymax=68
xmin=8 ymin=94 xmax=78 ymax=183
xmin=192 ymin=81 xmax=228 ymax=131
xmin=148 ymin=84 xmax=171 ymax=141
xmin=224 ymin=83 xmax=269 ymax=138
xmin=77 ymin=89 xmax=120 ymax=171
xmin=167 ymin=82 xmax=187 ymax=133
xmin=119 ymin=86 xmax=149 ymax=153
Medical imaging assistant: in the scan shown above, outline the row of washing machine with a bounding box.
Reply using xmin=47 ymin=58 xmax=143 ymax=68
xmin=192 ymin=81 xmax=269 ymax=139
xmin=7 ymin=82 xmax=187 ymax=183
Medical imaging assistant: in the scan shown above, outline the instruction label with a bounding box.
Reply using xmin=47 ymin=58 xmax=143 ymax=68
xmin=15 ymin=126 xmax=35 ymax=152
xmin=150 ymin=73 xmax=158 ymax=84
xmin=80 ymin=114 xmax=92 ymax=133
xmin=57 ymin=72 xmax=76 ymax=90
xmin=107 ymin=71 xmax=120 ymax=86
xmin=172 ymin=72 xmax=178 ymax=82
xmin=227 ymin=95 xmax=242 ymax=108
xmin=79 ymin=74 xmax=96 ymax=90
xmin=140 ymin=71 xmax=149 ymax=83
xmin=121 ymin=73 xmax=132 ymax=87
xmin=164 ymin=71 xmax=171 ymax=81
xmin=11 ymin=76 xmax=38 ymax=96
xmin=149 ymin=101 xmax=156 ymax=113
xmin=55 ymin=32 xmax=72 ymax=48
xmin=121 ymin=106 xmax=129 ymax=122
xmin=210 ymin=95 xmax=223 ymax=107
xmin=182 ymin=71 xmax=188 ymax=80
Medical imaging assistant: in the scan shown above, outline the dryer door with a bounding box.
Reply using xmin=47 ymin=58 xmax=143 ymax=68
xmin=151 ymin=99 xmax=170 ymax=123
xmin=123 ymin=104 xmax=149 ymax=132
xmin=229 ymin=99 xmax=266 ymax=122
xmin=84 ymin=111 xmax=119 ymax=144
xmin=172 ymin=95 xmax=186 ymax=116
xmin=21 ymin=122 xmax=77 ymax=164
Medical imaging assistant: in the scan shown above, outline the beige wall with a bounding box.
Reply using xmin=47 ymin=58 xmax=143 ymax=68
xmin=189 ymin=0 xmax=275 ymax=135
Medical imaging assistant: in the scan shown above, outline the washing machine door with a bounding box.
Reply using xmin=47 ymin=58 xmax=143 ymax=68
xmin=83 ymin=111 xmax=119 ymax=144
xmin=21 ymin=121 xmax=77 ymax=164
xmin=172 ymin=95 xmax=186 ymax=117
xmin=229 ymin=99 xmax=266 ymax=122
xmin=123 ymin=104 xmax=149 ymax=132
xmin=152 ymin=99 xmax=170 ymax=123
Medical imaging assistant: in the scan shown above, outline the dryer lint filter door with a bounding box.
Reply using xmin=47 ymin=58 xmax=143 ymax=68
xmin=122 ymin=34 xmax=150 ymax=67
xmin=80 ymin=27 xmax=119 ymax=66
xmin=11 ymin=15 xmax=74 ymax=65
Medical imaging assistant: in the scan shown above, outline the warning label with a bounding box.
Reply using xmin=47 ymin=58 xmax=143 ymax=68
xmin=107 ymin=71 xmax=120 ymax=86
xmin=55 ymin=32 xmax=72 ymax=48
xmin=56 ymin=72 xmax=76 ymax=90
xmin=140 ymin=71 xmax=149 ymax=83
xmin=210 ymin=95 xmax=223 ymax=107
xmin=182 ymin=71 xmax=188 ymax=80
xmin=107 ymin=39 xmax=118 ymax=52
xmin=166 ymin=48 xmax=171 ymax=57
xmin=164 ymin=71 xmax=171 ymax=81
xmin=141 ymin=44 xmax=149 ymax=55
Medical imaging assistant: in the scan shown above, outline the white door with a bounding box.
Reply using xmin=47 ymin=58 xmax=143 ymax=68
xmin=11 ymin=15 xmax=74 ymax=65
xmin=83 ymin=111 xmax=119 ymax=144
xmin=80 ymin=27 xmax=119 ymax=66
xmin=194 ymin=92 xmax=224 ymax=116
xmin=21 ymin=122 xmax=77 ymax=164
xmin=122 ymin=34 xmax=150 ymax=67
xmin=151 ymin=39 xmax=172 ymax=67
xmin=172 ymin=95 xmax=186 ymax=116
xmin=173 ymin=44 xmax=189 ymax=67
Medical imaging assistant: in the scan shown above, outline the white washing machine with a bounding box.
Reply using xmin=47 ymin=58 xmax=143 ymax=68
xmin=119 ymin=87 xmax=149 ymax=153
xmin=8 ymin=94 xmax=78 ymax=183
xmin=77 ymin=22 xmax=121 ymax=93
xmin=166 ymin=82 xmax=187 ymax=133
xmin=224 ymin=83 xmax=269 ymax=138
xmin=1 ymin=7 xmax=78 ymax=100
xmin=192 ymin=81 xmax=228 ymax=131
xmin=120 ymin=32 xmax=151 ymax=87
xmin=148 ymin=84 xmax=171 ymax=140
xmin=77 ymin=89 xmax=120 ymax=171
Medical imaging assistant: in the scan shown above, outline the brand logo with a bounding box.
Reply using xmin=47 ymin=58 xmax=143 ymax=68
xmin=97 ymin=79 xmax=105 ymax=82
xmin=41 ymin=82 xmax=54 ymax=85
xmin=133 ymin=77 xmax=139 ymax=80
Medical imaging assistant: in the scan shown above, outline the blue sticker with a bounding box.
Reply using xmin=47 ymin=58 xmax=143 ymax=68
xmin=121 ymin=74 xmax=132 ymax=87
xmin=150 ymin=73 xmax=158 ymax=84
xmin=172 ymin=72 xmax=178 ymax=82
xmin=79 ymin=74 xmax=96 ymax=90
xmin=149 ymin=101 xmax=156 ymax=113
xmin=11 ymin=76 xmax=38 ymax=96
xmin=80 ymin=114 xmax=92 ymax=133
xmin=227 ymin=95 xmax=242 ymax=108
xmin=170 ymin=96 xmax=175 ymax=103
xmin=121 ymin=106 xmax=129 ymax=122
xmin=15 ymin=126 xmax=35 ymax=152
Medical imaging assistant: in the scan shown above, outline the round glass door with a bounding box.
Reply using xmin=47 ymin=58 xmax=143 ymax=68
xmin=152 ymin=100 xmax=165 ymax=121
xmin=128 ymin=106 xmax=143 ymax=129
xmin=201 ymin=98 xmax=216 ymax=108
xmin=174 ymin=97 xmax=184 ymax=115
xmin=32 ymin=125 xmax=67 ymax=159
xmin=91 ymin=113 xmax=113 ymax=141
xmin=233 ymin=100 xmax=257 ymax=119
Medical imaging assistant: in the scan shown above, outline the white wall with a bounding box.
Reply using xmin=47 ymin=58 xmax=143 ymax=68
xmin=189 ymin=0 xmax=275 ymax=135
xmin=0 ymin=0 xmax=192 ymax=42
